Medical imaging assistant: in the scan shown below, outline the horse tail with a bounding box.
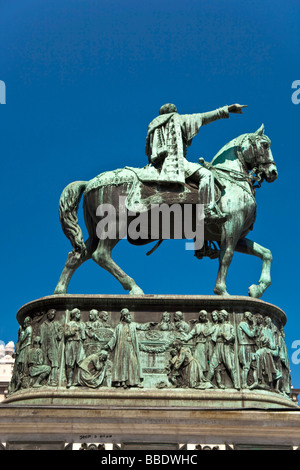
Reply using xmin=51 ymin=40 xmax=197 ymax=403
xmin=58 ymin=181 xmax=88 ymax=255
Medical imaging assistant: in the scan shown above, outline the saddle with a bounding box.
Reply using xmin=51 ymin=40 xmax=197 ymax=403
xmin=125 ymin=166 xmax=223 ymax=213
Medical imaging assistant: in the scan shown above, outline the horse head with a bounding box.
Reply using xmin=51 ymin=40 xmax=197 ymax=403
xmin=242 ymin=124 xmax=278 ymax=184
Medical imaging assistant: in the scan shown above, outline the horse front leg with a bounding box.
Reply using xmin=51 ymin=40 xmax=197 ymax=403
xmin=214 ymin=245 xmax=235 ymax=296
xmin=235 ymin=238 xmax=272 ymax=298
xmin=214 ymin=222 xmax=240 ymax=296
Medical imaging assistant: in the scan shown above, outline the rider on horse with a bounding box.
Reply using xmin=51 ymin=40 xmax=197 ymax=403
xmin=145 ymin=102 xmax=247 ymax=223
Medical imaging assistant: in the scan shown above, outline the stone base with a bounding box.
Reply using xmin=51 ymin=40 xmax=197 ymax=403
xmin=3 ymin=386 xmax=297 ymax=410
xmin=6 ymin=294 xmax=296 ymax=411
xmin=2 ymin=294 xmax=299 ymax=449
xmin=0 ymin=403 xmax=300 ymax=448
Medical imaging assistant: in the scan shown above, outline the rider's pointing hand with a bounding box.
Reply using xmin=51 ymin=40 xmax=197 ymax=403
xmin=228 ymin=104 xmax=248 ymax=114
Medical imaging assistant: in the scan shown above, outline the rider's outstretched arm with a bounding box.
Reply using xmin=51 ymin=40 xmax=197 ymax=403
xmin=180 ymin=104 xmax=247 ymax=142
xmin=180 ymin=106 xmax=229 ymax=142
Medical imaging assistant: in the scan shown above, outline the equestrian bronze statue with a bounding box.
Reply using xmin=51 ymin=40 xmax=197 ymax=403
xmin=54 ymin=103 xmax=278 ymax=298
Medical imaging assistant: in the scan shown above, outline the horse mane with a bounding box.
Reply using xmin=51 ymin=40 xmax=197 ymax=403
xmin=210 ymin=129 xmax=271 ymax=167
xmin=210 ymin=133 xmax=247 ymax=167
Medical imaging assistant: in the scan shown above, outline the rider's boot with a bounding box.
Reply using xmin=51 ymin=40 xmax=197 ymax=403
xmin=197 ymin=172 xmax=228 ymax=224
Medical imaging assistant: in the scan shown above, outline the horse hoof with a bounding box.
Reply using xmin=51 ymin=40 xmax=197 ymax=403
xmin=214 ymin=287 xmax=230 ymax=296
xmin=248 ymin=284 xmax=262 ymax=298
xmin=129 ymin=286 xmax=144 ymax=296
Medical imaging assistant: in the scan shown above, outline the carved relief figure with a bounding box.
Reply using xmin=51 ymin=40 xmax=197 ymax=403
xmin=206 ymin=310 xmax=239 ymax=389
xmin=28 ymin=336 xmax=51 ymax=388
xmin=17 ymin=316 xmax=33 ymax=381
xmin=237 ymin=311 xmax=258 ymax=388
xmin=207 ymin=311 xmax=222 ymax=386
xmin=78 ymin=350 xmax=111 ymax=389
xmin=85 ymin=309 xmax=104 ymax=355
xmin=171 ymin=344 xmax=204 ymax=388
xmin=255 ymin=314 xmax=264 ymax=337
xmin=104 ymin=308 xmax=154 ymax=389
xmin=157 ymin=312 xmax=175 ymax=331
xmin=64 ymin=308 xmax=86 ymax=388
xmin=98 ymin=311 xmax=112 ymax=329
xmin=168 ymin=342 xmax=213 ymax=389
xmin=40 ymin=309 xmax=63 ymax=386
xmin=174 ymin=311 xmax=190 ymax=337
xmin=251 ymin=316 xmax=282 ymax=391
xmin=167 ymin=347 xmax=181 ymax=387
xmin=277 ymin=326 xmax=291 ymax=397
xmin=182 ymin=310 xmax=212 ymax=375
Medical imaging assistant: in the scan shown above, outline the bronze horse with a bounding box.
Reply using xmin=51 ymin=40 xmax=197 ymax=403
xmin=54 ymin=125 xmax=278 ymax=298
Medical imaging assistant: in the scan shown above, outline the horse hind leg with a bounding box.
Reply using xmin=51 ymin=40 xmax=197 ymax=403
xmin=92 ymin=238 xmax=144 ymax=295
xmin=54 ymin=237 xmax=95 ymax=294
xmin=235 ymin=238 xmax=272 ymax=298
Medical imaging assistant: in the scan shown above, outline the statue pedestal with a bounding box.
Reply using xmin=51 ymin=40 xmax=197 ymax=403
xmin=0 ymin=404 xmax=300 ymax=450
xmin=3 ymin=385 xmax=297 ymax=409
xmin=1 ymin=295 xmax=298 ymax=449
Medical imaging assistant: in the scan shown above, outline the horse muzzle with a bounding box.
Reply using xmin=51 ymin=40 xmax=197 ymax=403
xmin=264 ymin=166 xmax=278 ymax=183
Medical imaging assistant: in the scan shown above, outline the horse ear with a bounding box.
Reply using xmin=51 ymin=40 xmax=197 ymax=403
xmin=255 ymin=124 xmax=265 ymax=136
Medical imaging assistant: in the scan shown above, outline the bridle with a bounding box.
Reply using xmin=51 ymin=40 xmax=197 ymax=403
xmin=225 ymin=134 xmax=274 ymax=189
xmin=205 ymin=133 xmax=274 ymax=201
xmin=245 ymin=134 xmax=275 ymax=184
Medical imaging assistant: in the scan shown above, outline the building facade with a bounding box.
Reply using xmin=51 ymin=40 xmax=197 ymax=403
xmin=0 ymin=342 xmax=15 ymax=402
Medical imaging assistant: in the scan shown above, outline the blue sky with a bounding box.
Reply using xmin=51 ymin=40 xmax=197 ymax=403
xmin=1 ymin=0 xmax=300 ymax=385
